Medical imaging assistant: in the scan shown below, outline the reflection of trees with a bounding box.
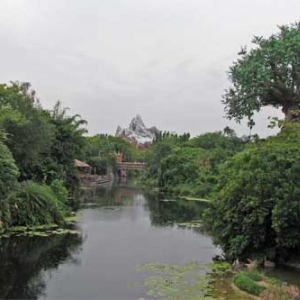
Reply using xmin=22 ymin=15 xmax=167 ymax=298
xmin=78 ymin=182 xmax=144 ymax=207
xmin=145 ymin=193 xmax=209 ymax=232
xmin=0 ymin=233 xmax=82 ymax=299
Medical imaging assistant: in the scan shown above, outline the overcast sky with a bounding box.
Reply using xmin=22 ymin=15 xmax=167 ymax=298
xmin=1 ymin=0 xmax=299 ymax=137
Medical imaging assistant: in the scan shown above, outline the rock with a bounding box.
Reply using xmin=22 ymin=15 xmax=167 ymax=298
xmin=246 ymin=259 xmax=258 ymax=271
xmin=233 ymin=259 xmax=243 ymax=271
xmin=264 ymin=259 xmax=275 ymax=268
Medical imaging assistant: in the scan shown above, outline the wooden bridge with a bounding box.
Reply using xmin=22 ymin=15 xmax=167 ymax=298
xmin=116 ymin=161 xmax=146 ymax=170
xmin=116 ymin=152 xmax=146 ymax=171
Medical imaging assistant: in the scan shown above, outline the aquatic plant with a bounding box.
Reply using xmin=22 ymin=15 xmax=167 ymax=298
xmin=135 ymin=261 xmax=213 ymax=299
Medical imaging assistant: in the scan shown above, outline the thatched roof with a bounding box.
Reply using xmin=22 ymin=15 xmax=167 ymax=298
xmin=74 ymin=159 xmax=91 ymax=168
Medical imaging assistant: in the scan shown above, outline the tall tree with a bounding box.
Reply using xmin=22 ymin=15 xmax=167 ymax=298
xmin=0 ymin=133 xmax=19 ymax=225
xmin=48 ymin=101 xmax=87 ymax=184
xmin=0 ymin=82 xmax=53 ymax=180
xmin=223 ymin=22 xmax=300 ymax=124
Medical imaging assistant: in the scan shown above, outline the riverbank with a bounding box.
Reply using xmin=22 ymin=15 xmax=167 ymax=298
xmin=208 ymin=262 xmax=300 ymax=300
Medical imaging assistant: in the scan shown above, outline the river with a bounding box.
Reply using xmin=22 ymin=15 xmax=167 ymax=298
xmin=0 ymin=181 xmax=220 ymax=299
xmin=2 ymin=180 xmax=300 ymax=300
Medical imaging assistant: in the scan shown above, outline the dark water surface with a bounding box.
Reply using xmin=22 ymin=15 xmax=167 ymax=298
xmin=0 ymin=181 xmax=219 ymax=300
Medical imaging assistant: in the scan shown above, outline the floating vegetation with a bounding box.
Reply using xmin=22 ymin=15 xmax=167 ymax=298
xmin=161 ymin=199 xmax=177 ymax=202
xmin=102 ymin=206 xmax=118 ymax=210
xmin=177 ymin=220 xmax=203 ymax=229
xmin=134 ymin=261 xmax=213 ymax=300
xmin=65 ymin=215 xmax=80 ymax=224
xmin=0 ymin=222 xmax=81 ymax=239
xmin=179 ymin=196 xmax=211 ymax=203
xmin=133 ymin=261 xmax=260 ymax=300
xmin=206 ymin=262 xmax=232 ymax=275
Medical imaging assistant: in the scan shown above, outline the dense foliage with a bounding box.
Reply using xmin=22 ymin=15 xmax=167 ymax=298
xmin=206 ymin=123 xmax=300 ymax=261
xmin=144 ymin=130 xmax=245 ymax=197
xmin=223 ymin=22 xmax=300 ymax=124
xmin=233 ymin=272 xmax=266 ymax=296
xmin=0 ymin=82 xmax=87 ymax=228
xmin=2 ymin=20 xmax=300 ymax=267
xmin=147 ymin=21 xmax=300 ymax=264
xmin=0 ymin=137 xmax=18 ymax=199
xmin=0 ymin=137 xmax=19 ymax=225
xmin=8 ymin=181 xmax=66 ymax=226
xmin=83 ymin=134 xmax=146 ymax=175
xmin=0 ymin=83 xmax=54 ymax=180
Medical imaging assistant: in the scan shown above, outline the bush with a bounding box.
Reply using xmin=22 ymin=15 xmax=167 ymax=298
xmin=50 ymin=179 xmax=69 ymax=214
xmin=8 ymin=181 xmax=65 ymax=226
xmin=206 ymin=123 xmax=300 ymax=260
xmin=244 ymin=271 xmax=263 ymax=282
xmin=0 ymin=139 xmax=19 ymax=225
xmin=233 ymin=273 xmax=266 ymax=296
xmin=87 ymin=156 xmax=108 ymax=175
xmin=209 ymin=261 xmax=232 ymax=274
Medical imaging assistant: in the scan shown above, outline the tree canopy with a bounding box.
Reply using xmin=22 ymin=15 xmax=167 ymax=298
xmin=223 ymin=22 xmax=300 ymax=124
xmin=206 ymin=122 xmax=300 ymax=261
xmin=0 ymin=82 xmax=88 ymax=227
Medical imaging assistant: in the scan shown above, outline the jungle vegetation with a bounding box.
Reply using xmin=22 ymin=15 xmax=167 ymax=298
xmin=2 ymin=21 xmax=300 ymax=265
xmin=144 ymin=22 xmax=300 ymax=263
xmin=0 ymin=82 xmax=87 ymax=227
xmin=0 ymin=82 xmax=142 ymax=228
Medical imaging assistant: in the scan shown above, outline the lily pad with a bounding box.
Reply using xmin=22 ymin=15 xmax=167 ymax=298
xmin=65 ymin=215 xmax=80 ymax=223
xmin=177 ymin=220 xmax=203 ymax=229
xmin=134 ymin=261 xmax=210 ymax=300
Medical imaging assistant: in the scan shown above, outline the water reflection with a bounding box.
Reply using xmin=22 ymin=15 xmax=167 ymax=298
xmin=78 ymin=181 xmax=144 ymax=208
xmin=0 ymin=181 xmax=217 ymax=300
xmin=79 ymin=182 xmax=209 ymax=233
xmin=146 ymin=193 xmax=208 ymax=227
xmin=0 ymin=233 xmax=82 ymax=299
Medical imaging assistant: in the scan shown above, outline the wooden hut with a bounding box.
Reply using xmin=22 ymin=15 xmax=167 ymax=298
xmin=74 ymin=159 xmax=91 ymax=174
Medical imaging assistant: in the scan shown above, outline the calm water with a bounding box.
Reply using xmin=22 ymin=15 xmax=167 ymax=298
xmin=0 ymin=181 xmax=219 ymax=300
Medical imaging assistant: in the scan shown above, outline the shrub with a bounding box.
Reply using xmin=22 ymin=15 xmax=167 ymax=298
xmin=8 ymin=181 xmax=65 ymax=226
xmin=244 ymin=271 xmax=263 ymax=282
xmin=0 ymin=139 xmax=19 ymax=225
xmin=206 ymin=123 xmax=300 ymax=260
xmin=50 ymin=179 xmax=69 ymax=214
xmin=208 ymin=261 xmax=232 ymax=274
xmin=233 ymin=273 xmax=266 ymax=296
xmin=87 ymin=156 xmax=108 ymax=175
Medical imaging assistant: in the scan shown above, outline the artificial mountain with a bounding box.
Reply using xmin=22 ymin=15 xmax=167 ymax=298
xmin=115 ymin=114 xmax=158 ymax=148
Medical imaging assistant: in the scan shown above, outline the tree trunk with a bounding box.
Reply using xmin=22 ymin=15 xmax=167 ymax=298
xmin=282 ymin=103 xmax=300 ymax=122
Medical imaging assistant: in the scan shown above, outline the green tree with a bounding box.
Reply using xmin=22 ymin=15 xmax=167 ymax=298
xmin=223 ymin=22 xmax=300 ymax=124
xmin=144 ymin=131 xmax=245 ymax=197
xmin=47 ymin=101 xmax=87 ymax=185
xmin=0 ymin=134 xmax=19 ymax=225
xmin=206 ymin=122 xmax=300 ymax=261
xmin=87 ymin=156 xmax=109 ymax=175
xmin=0 ymin=82 xmax=54 ymax=180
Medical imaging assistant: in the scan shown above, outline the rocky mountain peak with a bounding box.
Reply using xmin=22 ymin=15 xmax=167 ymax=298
xmin=129 ymin=114 xmax=146 ymax=132
xmin=115 ymin=115 xmax=158 ymax=147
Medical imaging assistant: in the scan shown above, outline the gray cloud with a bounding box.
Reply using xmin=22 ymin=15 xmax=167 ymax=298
xmin=0 ymin=0 xmax=298 ymax=137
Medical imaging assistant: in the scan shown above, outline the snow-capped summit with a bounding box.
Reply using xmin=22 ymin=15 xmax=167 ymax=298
xmin=115 ymin=115 xmax=158 ymax=147
xmin=129 ymin=114 xmax=146 ymax=132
